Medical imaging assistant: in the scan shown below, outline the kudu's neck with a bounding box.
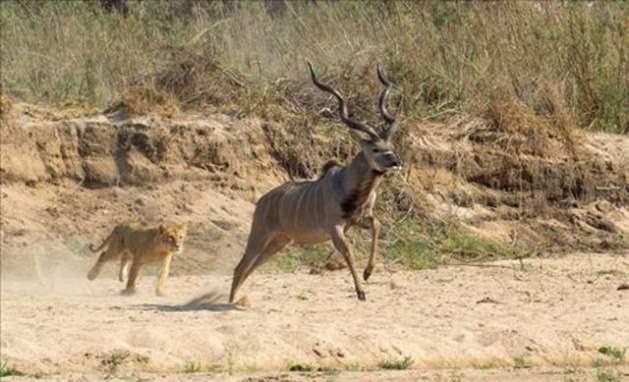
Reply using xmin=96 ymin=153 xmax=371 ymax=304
xmin=345 ymin=151 xmax=383 ymax=186
xmin=339 ymin=152 xmax=384 ymax=217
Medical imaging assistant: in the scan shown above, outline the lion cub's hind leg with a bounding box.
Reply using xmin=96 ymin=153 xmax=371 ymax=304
xmin=87 ymin=245 xmax=121 ymax=281
xmin=87 ymin=257 xmax=104 ymax=281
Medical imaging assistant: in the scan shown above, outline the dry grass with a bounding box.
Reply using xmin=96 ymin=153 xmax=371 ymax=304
xmin=0 ymin=1 xmax=626 ymax=134
xmin=0 ymin=94 xmax=13 ymax=118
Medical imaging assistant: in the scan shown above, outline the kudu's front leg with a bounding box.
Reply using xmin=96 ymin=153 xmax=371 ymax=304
xmin=363 ymin=216 xmax=381 ymax=281
xmin=330 ymin=225 xmax=366 ymax=301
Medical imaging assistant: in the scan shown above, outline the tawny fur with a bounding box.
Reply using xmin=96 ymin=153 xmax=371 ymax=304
xmin=87 ymin=223 xmax=187 ymax=296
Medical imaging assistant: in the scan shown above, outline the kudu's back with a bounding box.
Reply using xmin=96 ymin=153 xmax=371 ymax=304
xmin=250 ymin=166 xmax=345 ymax=244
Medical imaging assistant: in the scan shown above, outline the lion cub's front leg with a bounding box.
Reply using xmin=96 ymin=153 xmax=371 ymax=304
xmin=155 ymin=253 xmax=173 ymax=297
xmin=121 ymin=260 xmax=141 ymax=295
xmin=118 ymin=254 xmax=131 ymax=282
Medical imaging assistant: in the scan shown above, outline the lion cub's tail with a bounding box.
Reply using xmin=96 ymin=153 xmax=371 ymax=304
xmin=88 ymin=229 xmax=116 ymax=253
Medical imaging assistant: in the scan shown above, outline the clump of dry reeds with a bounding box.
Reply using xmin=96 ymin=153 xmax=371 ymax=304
xmin=1 ymin=1 xmax=626 ymax=134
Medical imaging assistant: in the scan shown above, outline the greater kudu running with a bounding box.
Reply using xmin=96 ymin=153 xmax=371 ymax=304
xmin=229 ymin=62 xmax=402 ymax=302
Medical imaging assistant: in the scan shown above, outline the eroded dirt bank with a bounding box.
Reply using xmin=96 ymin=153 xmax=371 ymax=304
xmin=1 ymin=102 xmax=628 ymax=281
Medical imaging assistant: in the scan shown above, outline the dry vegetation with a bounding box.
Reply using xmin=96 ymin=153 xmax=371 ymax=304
xmin=1 ymin=0 xmax=628 ymax=266
xmin=1 ymin=1 xmax=627 ymax=133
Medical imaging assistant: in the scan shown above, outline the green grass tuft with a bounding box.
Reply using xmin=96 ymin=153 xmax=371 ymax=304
xmin=513 ymin=356 xmax=530 ymax=369
xmin=383 ymin=220 xmax=442 ymax=270
xmin=443 ymin=230 xmax=508 ymax=260
xmin=597 ymin=369 xmax=621 ymax=382
xmin=378 ymin=355 xmax=414 ymax=370
xmin=183 ymin=360 xmax=202 ymax=373
xmin=273 ymin=244 xmax=331 ymax=272
xmin=598 ymin=346 xmax=626 ymax=361
xmin=288 ymin=363 xmax=316 ymax=372
xmin=0 ymin=361 xmax=23 ymax=377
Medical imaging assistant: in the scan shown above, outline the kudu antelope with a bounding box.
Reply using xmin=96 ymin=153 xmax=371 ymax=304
xmin=229 ymin=62 xmax=402 ymax=303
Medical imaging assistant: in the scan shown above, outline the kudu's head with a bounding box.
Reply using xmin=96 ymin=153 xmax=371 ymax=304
xmin=308 ymin=62 xmax=402 ymax=174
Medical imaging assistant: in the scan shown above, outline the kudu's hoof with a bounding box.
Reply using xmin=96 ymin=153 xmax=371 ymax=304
xmin=234 ymin=295 xmax=253 ymax=308
xmin=363 ymin=268 xmax=373 ymax=281
xmin=120 ymin=289 xmax=136 ymax=296
xmin=357 ymin=290 xmax=366 ymax=301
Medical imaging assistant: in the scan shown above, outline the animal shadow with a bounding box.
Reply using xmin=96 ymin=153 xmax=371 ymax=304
xmin=136 ymin=291 xmax=242 ymax=312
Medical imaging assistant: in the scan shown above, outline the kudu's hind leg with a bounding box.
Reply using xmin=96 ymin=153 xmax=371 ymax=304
xmin=363 ymin=216 xmax=381 ymax=281
xmin=331 ymin=226 xmax=366 ymax=301
xmin=230 ymin=232 xmax=270 ymax=303
xmin=229 ymin=233 xmax=290 ymax=303
xmin=245 ymin=236 xmax=291 ymax=278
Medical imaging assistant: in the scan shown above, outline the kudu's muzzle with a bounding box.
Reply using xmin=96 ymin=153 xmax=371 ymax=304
xmin=384 ymin=152 xmax=402 ymax=171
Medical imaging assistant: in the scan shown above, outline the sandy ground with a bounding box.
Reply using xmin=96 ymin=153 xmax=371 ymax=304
xmin=1 ymin=253 xmax=628 ymax=381
xmin=3 ymin=367 xmax=629 ymax=382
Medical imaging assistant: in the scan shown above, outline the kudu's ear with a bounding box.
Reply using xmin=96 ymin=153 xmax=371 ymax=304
xmin=382 ymin=121 xmax=400 ymax=141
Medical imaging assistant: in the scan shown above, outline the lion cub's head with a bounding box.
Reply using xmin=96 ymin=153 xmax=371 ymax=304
xmin=158 ymin=223 xmax=187 ymax=254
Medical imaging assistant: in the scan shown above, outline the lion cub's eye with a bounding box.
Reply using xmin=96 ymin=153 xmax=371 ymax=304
xmin=168 ymin=236 xmax=175 ymax=243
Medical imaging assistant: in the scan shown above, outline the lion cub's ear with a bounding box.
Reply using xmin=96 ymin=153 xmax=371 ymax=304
xmin=158 ymin=225 xmax=167 ymax=234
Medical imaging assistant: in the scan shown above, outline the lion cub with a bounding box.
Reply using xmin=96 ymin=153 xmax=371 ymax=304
xmin=87 ymin=222 xmax=187 ymax=296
